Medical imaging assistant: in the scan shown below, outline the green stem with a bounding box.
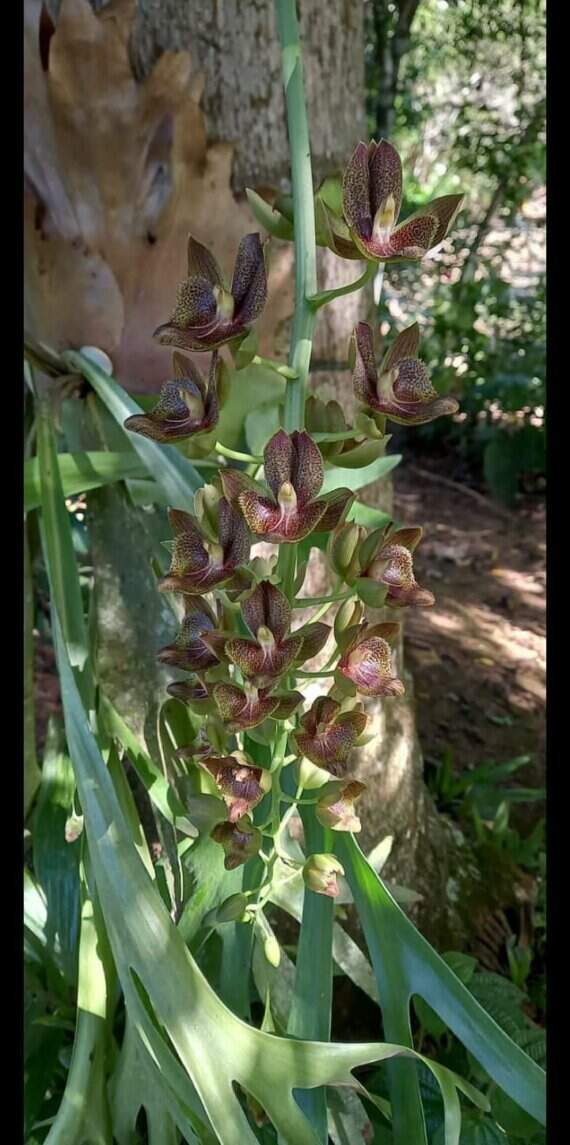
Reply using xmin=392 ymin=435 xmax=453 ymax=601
xmin=287 ymin=810 xmax=334 ymax=1143
xmin=292 ymin=591 xmax=352 ymax=608
xmin=276 ymin=0 xmax=318 ymax=434
xmin=275 ymin=13 xmax=334 ymax=1139
xmin=252 ymin=354 xmax=299 ymax=380
xmin=215 ymin=441 xmax=261 ymax=464
xmin=307 ymin=260 xmax=377 ymax=310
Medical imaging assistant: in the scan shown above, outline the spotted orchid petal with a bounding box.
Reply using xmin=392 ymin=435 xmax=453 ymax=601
xmin=353 ymin=322 xmax=459 ymax=426
xmin=159 ymin=500 xmax=251 ymax=595
xmin=157 ymin=598 xmax=224 ymax=672
xmin=338 ymin=621 xmax=404 ymax=697
xmin=225 ymin=633 xmax=303 ymax=684
xmin=230 ymin=233 xmax=267 ymax=325
xmin=210 ymin=816 xmax=262 ymax=870
xmin=294 ymin=621 xmax=331 ymax=663
xmin=294 ymin=696 xmax=368 ymax=774
xmin=198 ymin=754 xmax=271 ymax=823
xmin=241 ymin=581 xmax=291 ymax=644
xmin=124 ymin=352 xmax=221 ymax=442
xmin=154 ymin=233 xmax=267 ymax=351
xmin=222 ymin=430 xmax=352 ymax=543
xmin=212 ymin=682 xmax=301 ymax=731
xmin=362 ymin=524 xmax=435 ymax=608
xmin=341 ymin=140 xmax=463 ymax=264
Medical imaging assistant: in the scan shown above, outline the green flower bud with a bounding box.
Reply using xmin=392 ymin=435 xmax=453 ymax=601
xmin=263 ymin=933 xmax=281 ymax=968
xmin=216 ymin=892 xmax=249 ymax=923
xmin=334 ymin=598 xmax=364 ymax=644
xmin=193 ymin=483 xmax=221 ymax=540
xmin=302 ymin=853 xmax=345 ymax=898
xmin=64 ymin=814 xmax=84 ymax=844
xmin=328 ymin=522 xmax=364 ymax=582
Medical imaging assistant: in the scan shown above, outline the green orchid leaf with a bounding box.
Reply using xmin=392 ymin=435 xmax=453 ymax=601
xmin=24 ymin=520 xmax=41 ymax=818
xmin=328 ymin=438 xmax=390 ymax=470
xmin=36 ymin=391 xmax=90 ymax=679
xmin=33 ymin=718 xmax=81 ymax=988
xmin=336 ymin=836 xmax=546 ymax=1136
xmin=245 ymin=188 xmax=294 ymax=239
xmin=98 ymin=696 xmax=198 ymax=839
xmin=52 ymin=611 xmax=488 ymax=1145
xmin=321 ymin=454 xmax=401 ymax=495
xmin=25 ymin=452 xmax=147 ymax=512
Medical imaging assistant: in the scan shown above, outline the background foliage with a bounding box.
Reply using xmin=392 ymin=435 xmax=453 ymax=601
xmin=365 ymin=0 xmax=546 ymax=504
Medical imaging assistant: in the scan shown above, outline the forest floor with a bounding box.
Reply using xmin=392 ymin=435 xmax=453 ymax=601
xmin=393 ymin=455 xmax=545 ymax=820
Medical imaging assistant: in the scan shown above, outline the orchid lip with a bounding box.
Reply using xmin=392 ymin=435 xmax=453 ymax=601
xmin=278 ymin=481 xmax=298 ymax=513
xmin=256 ymin=626 xmax=276 ymax=653
xmin=213 ymin=285 xmax=236 ymax=321
xmin=205 ymin=541 xmax=224 ymax=567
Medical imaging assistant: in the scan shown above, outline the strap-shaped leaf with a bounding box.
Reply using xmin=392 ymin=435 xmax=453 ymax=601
xmin=321 ymin=453 xmax=401 ymax=495
xmin=25 ymin=451 xmax=147 ymax=511
xmin=52 ymin=612 xmax=489 ymax=1145
xmin=337 ymin=836 xmax=546 ymax=1130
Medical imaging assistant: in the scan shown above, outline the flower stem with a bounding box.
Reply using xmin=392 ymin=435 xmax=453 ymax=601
xmin=252 ymin=354 xmax=299 ymax=380
xmin=292 ymin=591 xmax=352 ymax=608
xmin=307 ymin=260 xmax=377 ymax=310
xmin=215 ymin=441 xmax=261 ymax=464
xmin=276 ymin=0 xmax=318 ymax=435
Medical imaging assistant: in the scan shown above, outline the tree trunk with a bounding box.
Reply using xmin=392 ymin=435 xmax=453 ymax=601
xmin=25 ymin=0 xmax=462 ymax=941
xmin=370 ymin=0 xmax=421 ymax=139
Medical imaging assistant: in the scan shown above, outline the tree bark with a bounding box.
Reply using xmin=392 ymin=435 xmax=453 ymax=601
xmin=370 ymin=0 xmax=421 ymax=139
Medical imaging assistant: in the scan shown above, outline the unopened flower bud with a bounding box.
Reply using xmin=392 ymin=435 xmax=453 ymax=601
xmin=316 ymin=781 xmax=366 ymax=833
xmin=64 ymin=814 xmax=84 ymax=843
xmin=297 ymin=757 xmax=331 ymax=790
xmin=263 ymin=933 xmax=281 ymax=968
xmin=334 ymin=598 xmax=364 ymax=643
xmin=216 ymin=892 xmax=249 ymax=923
xmin=302 ymin=853 xmax=345 ymax=898
xmin=194 ymin=483 xmax=221 ymax=539
xmin=329 ymin=523 xmax=364 ymax=582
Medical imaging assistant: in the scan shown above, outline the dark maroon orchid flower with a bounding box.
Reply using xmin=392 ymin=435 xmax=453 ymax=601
xmin=210 ymin=816 xmax=262 ymax=870
xmin=342 ymin=139 xmax=463 ymax=263
xmin=338 ymin=622 xmax=405 ymax=698
xmin=353 ymin=322 xmax=459 ymax=426
xmin=124 ymin=351 xmax=221 ymax=442
xmin=166 ymin=677 xmax=214 ymax=714
xmin=198 ymin=753 xmax=271 ymax=823
xmin=206 ymin=580 xmax=329 ymax=687
xmin=154 ymin=234 xmax=267 ymax=352
xmin=159 ymin=500 xmax=250 ymax=596
xmin=293 ymin=696 xmax=368 ymax=774
xmin=213 ymin=681 xmax=303 ymax=732
xmin=157 ymin=597 xmax=225 ymax=673
xmin=221 ymin=430 xmax=354 ymax=543
xmin=316 ymin=780 xmax=367 ymax=833
xmin=360 ymin=524 xmax=435 ymax=608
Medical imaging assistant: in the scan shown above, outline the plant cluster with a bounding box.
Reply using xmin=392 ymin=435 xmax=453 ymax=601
xmin=24 ymin=2 xmax=546 ymax=1142
xmin=125 ymin=136 xmax=461 ymax=882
